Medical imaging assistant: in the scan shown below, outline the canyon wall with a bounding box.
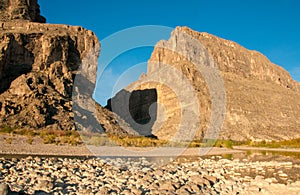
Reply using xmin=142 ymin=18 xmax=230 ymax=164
xmin=113 ymin=26 xmax=300 ymax=141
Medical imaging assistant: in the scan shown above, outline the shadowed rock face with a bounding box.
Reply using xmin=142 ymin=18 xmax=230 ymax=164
xmin=106 ymin=89 xmax=158 ymax=137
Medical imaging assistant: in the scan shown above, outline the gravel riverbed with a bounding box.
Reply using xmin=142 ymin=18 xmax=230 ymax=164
xmin=0 ymin=155 xmax=300 ymax=195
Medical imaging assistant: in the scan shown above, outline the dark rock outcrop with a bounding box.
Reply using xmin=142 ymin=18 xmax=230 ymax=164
xmin=0 ymin=0 xmax=100 ymax=131
xmin=106 ymin=88 xmax=158 ymax=137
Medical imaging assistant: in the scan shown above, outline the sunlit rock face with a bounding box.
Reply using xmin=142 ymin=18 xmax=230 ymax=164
xmin=0 ymin=0 xmax=46 ymax=23
xmin=113 ymin=26 xmax=300 ymax=141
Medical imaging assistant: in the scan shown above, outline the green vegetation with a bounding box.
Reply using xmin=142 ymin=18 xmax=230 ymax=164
xmin=0 ymin=126 xmax=82 ymax=145
xmin=1 ymin=125 xmax=16 ymax=134
xmin=1 ymin=125 xmax=299 ymax=148
xmin=222 ymin=153 xmax=233 ymax=159
xmin=280 ymin=138 xmax=300 ymax=148
xmin=27 ymin=136 xmax=33 ymax=144
xmin=214 ymin=140 xmax=233 ymax=149
xmin=83 ymin=135 xmax=234 ymax=148
xmin=232 ymin=138 xmax=300 ymax=148
xmin=5 ymin=137 xmax=12 ymax=144
xmin=109 ymin=135 xmax=167 ymax=147
xmin=83 ymin=134 xmax=168 ymax=147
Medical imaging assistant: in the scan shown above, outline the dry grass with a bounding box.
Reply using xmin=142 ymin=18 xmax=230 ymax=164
xmin=82 ymin=134 xmax=167 ymax=147
xmin=83 ymin=135 xmax=234 ymax=149
xmin=5 ymin=137 xmax=12 ymax=144
xmin=232 ymin=138 xmax=300 ymax=148
xmin=1 ymin=125 xmax=299 ymax=148
xmin=26 ymin=136 xmax=34 ymax=145
xmin=0 ymin=126 xmax=82 ymax=145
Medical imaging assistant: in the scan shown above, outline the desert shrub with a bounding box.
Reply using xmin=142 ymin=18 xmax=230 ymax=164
xmin=42 ymin=134 xmax=56 ymax=144
xmin=188 ymin=142 xmax=202 ymax=147
xmin=268 ymin=141 xmax=281 ymax=148
xmin=27 ymin=136 xmax=33 ymax=145
xmin=222 ymin=153 xmax=233 ymax=159
xmin=239 ymin=138 xmax=300 ymax=148
xmin=39 ymin=129 xmax=53 ymax=138
xmin=204 ymin=140 xmax=234 ymax=149
xmin=65 ymin=130 xmax=73 ymax=137
xmin=107 ymin=135 xmax=169 ymax=147
xmin=280 ymin=138 xmax=300 ymax=148
xmin=59 ymin=136 xmax=69 ymax=145
xmin=245 ymin=139 xmax=252 ymax=145
xmin=22 ymin=129 xmax=36 ymax=137
xmin=223 ymin=140 xmax=233 ymax=149
xmin=67 ymin=135 xmax=82 ymax=145
xmin=1 ymin=126 xmax=15 ymax=134
xmin=6 ymin=137 xmax=12 ymax=144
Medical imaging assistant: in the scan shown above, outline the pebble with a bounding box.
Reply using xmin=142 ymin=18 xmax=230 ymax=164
xmin=278 ymin=173 xmax=288 ymax=178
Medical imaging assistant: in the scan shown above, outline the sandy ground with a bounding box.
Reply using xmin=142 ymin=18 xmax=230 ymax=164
xmin=0 ymin=134 xmax=245 ymax=157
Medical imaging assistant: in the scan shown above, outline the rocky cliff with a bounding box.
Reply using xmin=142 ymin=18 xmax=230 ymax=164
xmin=111 ymin=26 xmax=300 ymax=141
xmin=2 ymin=1 xmax=299 ymax=141
xmin=0 ymin=0 xmax=100 ymax=131
xmin=0 ymin=0 xmax=45 ymax=23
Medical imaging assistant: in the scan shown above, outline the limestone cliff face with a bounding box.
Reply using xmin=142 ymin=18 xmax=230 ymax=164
xmin=177 ymin=27 xmax=300 ymax=91
xmin=0 ymin=0 xmax=100 ymax=130
xmin=120 ymin=26 xmax=300 ymax=141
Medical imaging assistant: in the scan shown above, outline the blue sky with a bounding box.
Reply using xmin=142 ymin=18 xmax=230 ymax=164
xmin=39 ymin=0 xmax=300 ymax=105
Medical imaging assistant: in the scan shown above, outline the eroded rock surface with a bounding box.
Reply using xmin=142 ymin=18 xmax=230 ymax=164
xmin=0 ymin=0 xmax=45 ymax=23
xmin=116 ymin=26 xmax=300 ymax=141
xmin=0 ymin=0 xmax=100 ymax=131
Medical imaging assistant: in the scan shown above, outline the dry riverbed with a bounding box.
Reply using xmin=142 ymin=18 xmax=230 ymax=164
xmin=1 ymin=135 xmax=300 ymax=194
xmin=0 ymin=155 xmax=300 ymax=194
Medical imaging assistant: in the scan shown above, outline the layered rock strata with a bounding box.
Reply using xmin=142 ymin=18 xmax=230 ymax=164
xmin=111 ymin=26 xmax=300 ymax=141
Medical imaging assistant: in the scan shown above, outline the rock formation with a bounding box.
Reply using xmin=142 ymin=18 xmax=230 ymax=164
xmin=1 ymin=1 xmax=299 ymax=142
xmin=110 ymin=26 xmax=300 ymax=141
xmin=0 ymin=0 xmax=100 ymax=131
xmin=0 ymin=0 xmax=46 ymax=23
